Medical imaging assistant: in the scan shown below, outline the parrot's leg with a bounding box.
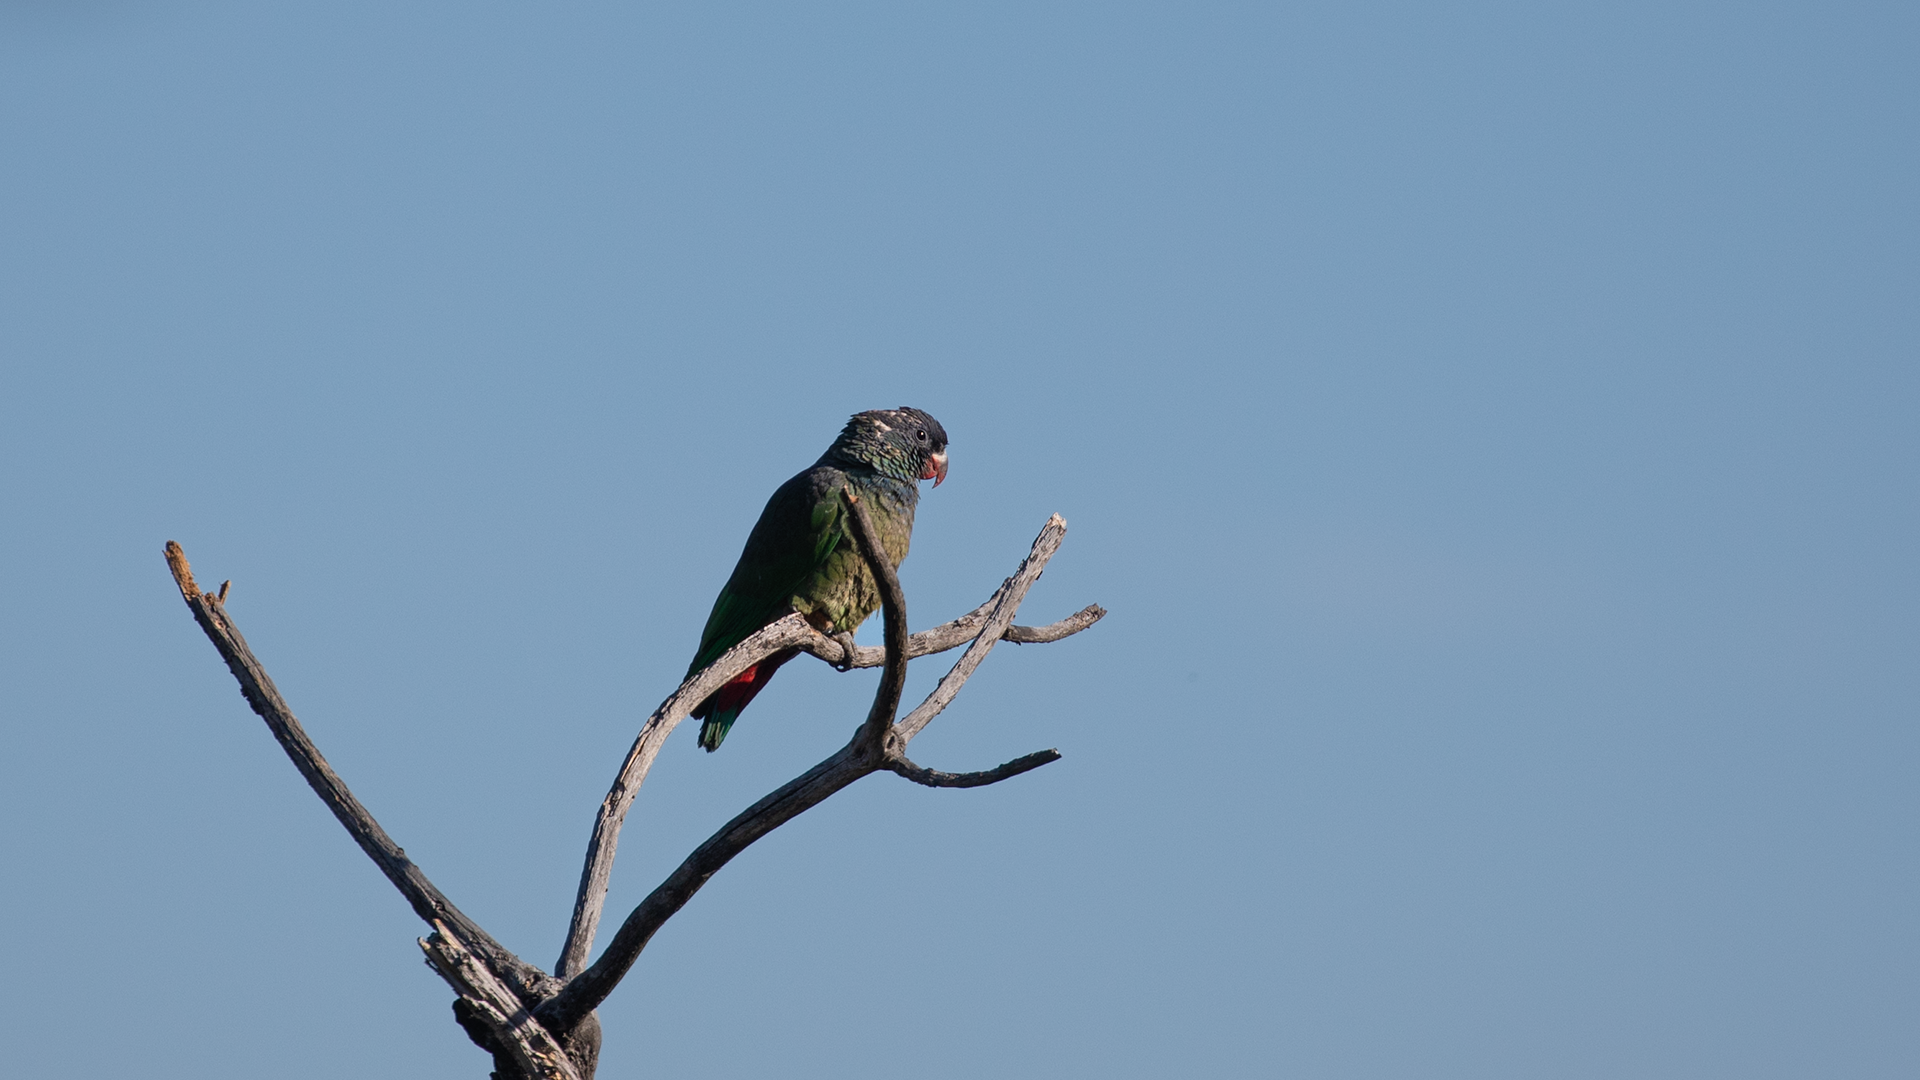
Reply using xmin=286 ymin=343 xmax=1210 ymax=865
xmin=831 ymin=631 xmax=859 ymax=671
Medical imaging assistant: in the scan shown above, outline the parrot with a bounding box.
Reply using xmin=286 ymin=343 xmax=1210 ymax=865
xmin=686 ymin=407 xmax=950 ymax=751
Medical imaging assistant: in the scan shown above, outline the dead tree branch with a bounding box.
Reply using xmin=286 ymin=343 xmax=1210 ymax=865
xmin=554 ymin=516 xmax=1103 ymax=979
xmin=537 ymin=509 xmax=1078 ymax=1032
xmin=422 ymin=922 xmax=587 ymax=1080
xmin=162 ymin=542 xmax=552 ymax=999
xmin=888 ymin=749 xmax=1063 ymax=788
xmin=166 ymin=508 xmax=1100 ymax=1079
xmin=795 ymin=600 xmax=1106 ymax=669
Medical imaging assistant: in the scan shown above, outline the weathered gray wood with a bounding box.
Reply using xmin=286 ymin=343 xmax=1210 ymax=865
xmin=894 ymin=515 xmax=1067 ymax=741
xmin=169 ymin=507 xmax=1099 ymax=1079
xmin=554 ymin=516 xmax=1101 ymax=980
xmin=538 ymin=514 xmax=1075 ymax=1031
xmin=163 ymin=542 xmax=553 ymax=1001
xmin=546 ymin=492 xmax=914 ymax=1021
xmin=539 ymin=742 xmax=873 ymax=1032
xmin=801 ymin=602 xmax=1106 ymax=669
xmin=1003 ymin=605 xmax=1106 ymax=645
xmin=889 ymin=749 xmax=1062 ymax=788
xmin=554 ymin=612 xmax=822 ymax=978
xmin=422 ymin=922 xmax=585 ymax=1080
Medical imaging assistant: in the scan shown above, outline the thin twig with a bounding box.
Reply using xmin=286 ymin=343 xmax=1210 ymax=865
xmin=1004 ymin=606 xmax=1106 ymax=645
xmin=888 ymin=749 xmax=1062 ymax=788
xmin=163 ymin=542 xmax=551 ymax=999
xmin=807 ymin=602 xmax=1105 ymax=669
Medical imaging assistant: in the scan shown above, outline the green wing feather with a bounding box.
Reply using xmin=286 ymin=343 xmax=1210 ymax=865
xmin=688 ymin=470 xmax=847 ymax=676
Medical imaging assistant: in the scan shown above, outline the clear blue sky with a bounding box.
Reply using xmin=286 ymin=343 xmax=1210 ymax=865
xmin=2 ymin=2 xmax=1915 ymax=1077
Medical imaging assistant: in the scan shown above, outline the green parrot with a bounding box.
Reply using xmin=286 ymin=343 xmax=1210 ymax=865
xmin=687 ymin=407 xmax=951 ymax=751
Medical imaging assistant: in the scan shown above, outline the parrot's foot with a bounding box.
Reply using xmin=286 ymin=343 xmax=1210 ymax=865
xmin=831 ymin=631 xmax=859 ymax=671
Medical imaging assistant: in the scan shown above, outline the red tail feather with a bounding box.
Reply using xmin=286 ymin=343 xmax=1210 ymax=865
xmin=694 ymin=648 xmax=799 ymax=722
xmin=705 ymin=663 xmax=775 ymax=719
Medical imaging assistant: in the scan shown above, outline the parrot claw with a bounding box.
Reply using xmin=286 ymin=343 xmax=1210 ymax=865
xmin=831 ymin=631 xmax=859 ymax=671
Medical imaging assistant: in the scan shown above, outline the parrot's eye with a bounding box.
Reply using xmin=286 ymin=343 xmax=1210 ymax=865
xmin=916 ymin=429 xmax=928 ymax=442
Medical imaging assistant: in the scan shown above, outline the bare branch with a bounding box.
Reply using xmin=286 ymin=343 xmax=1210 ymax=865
xmin=542 ymin=514 xmax=1081 ymax=1029
xmin=539 ymin=744 xmax=872 ymax=1032
xmin=895 ymin=514 xmax=1067 ymax=742
xmin=798 ymin=601 xmax=1105 ymax=668
xmin=422 ymin=922 xmax=585 ymax=1080
xmin=888 ymin=749 xmax=1062 ymax=788
xmin=556 ymin=517 xmax=1099 ymax=979
xmin=1004 ymin=604 xmax=1106 ymax=645
xmin=841 ymin=487 xmax=908 ymax=754
xmin=547 ymin=488 xmax=912 ymax=1027
xmin=162 ymin=542 xmax=551 ymax=999
xmin=555 ymin=611 xmax=823 ymax=977
xmin=168 ymin=507 xmax=1098 ymax=1080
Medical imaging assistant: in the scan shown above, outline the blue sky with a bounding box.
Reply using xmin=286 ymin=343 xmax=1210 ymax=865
xmin=2 ymin=2 xmax=1915 ymax=1077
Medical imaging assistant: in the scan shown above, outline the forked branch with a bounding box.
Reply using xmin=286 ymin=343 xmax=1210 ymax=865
xmin=538 ymin=507 xmax=1081 ymax=1031
xmin=422 ymin=922 xmax=587 ymax=1080
xmin=166 ymin=508 xmax=1101 ymax=1080
xmin=554 ymin=512 xmax=1102 ymax=978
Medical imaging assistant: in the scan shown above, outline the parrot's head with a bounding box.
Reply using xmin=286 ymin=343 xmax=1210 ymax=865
xmin=828 ymin=407 xmax=949 ymax=487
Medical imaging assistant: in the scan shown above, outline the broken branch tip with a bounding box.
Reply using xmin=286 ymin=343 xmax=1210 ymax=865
xmin=163 ymin=540 xmax=200 ymax=600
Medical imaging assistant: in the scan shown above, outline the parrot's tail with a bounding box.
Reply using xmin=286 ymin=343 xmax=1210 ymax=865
xmin=694 ymin=649 xmax=797 ymax=751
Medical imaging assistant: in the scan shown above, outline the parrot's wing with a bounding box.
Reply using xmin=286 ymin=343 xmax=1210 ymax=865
xmin=687 ymin=467 xmax=847 ymax=675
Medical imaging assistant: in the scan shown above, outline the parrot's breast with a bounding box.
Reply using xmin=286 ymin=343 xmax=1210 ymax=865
xmin=792 ymin=474 xmax=918 ymax=634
